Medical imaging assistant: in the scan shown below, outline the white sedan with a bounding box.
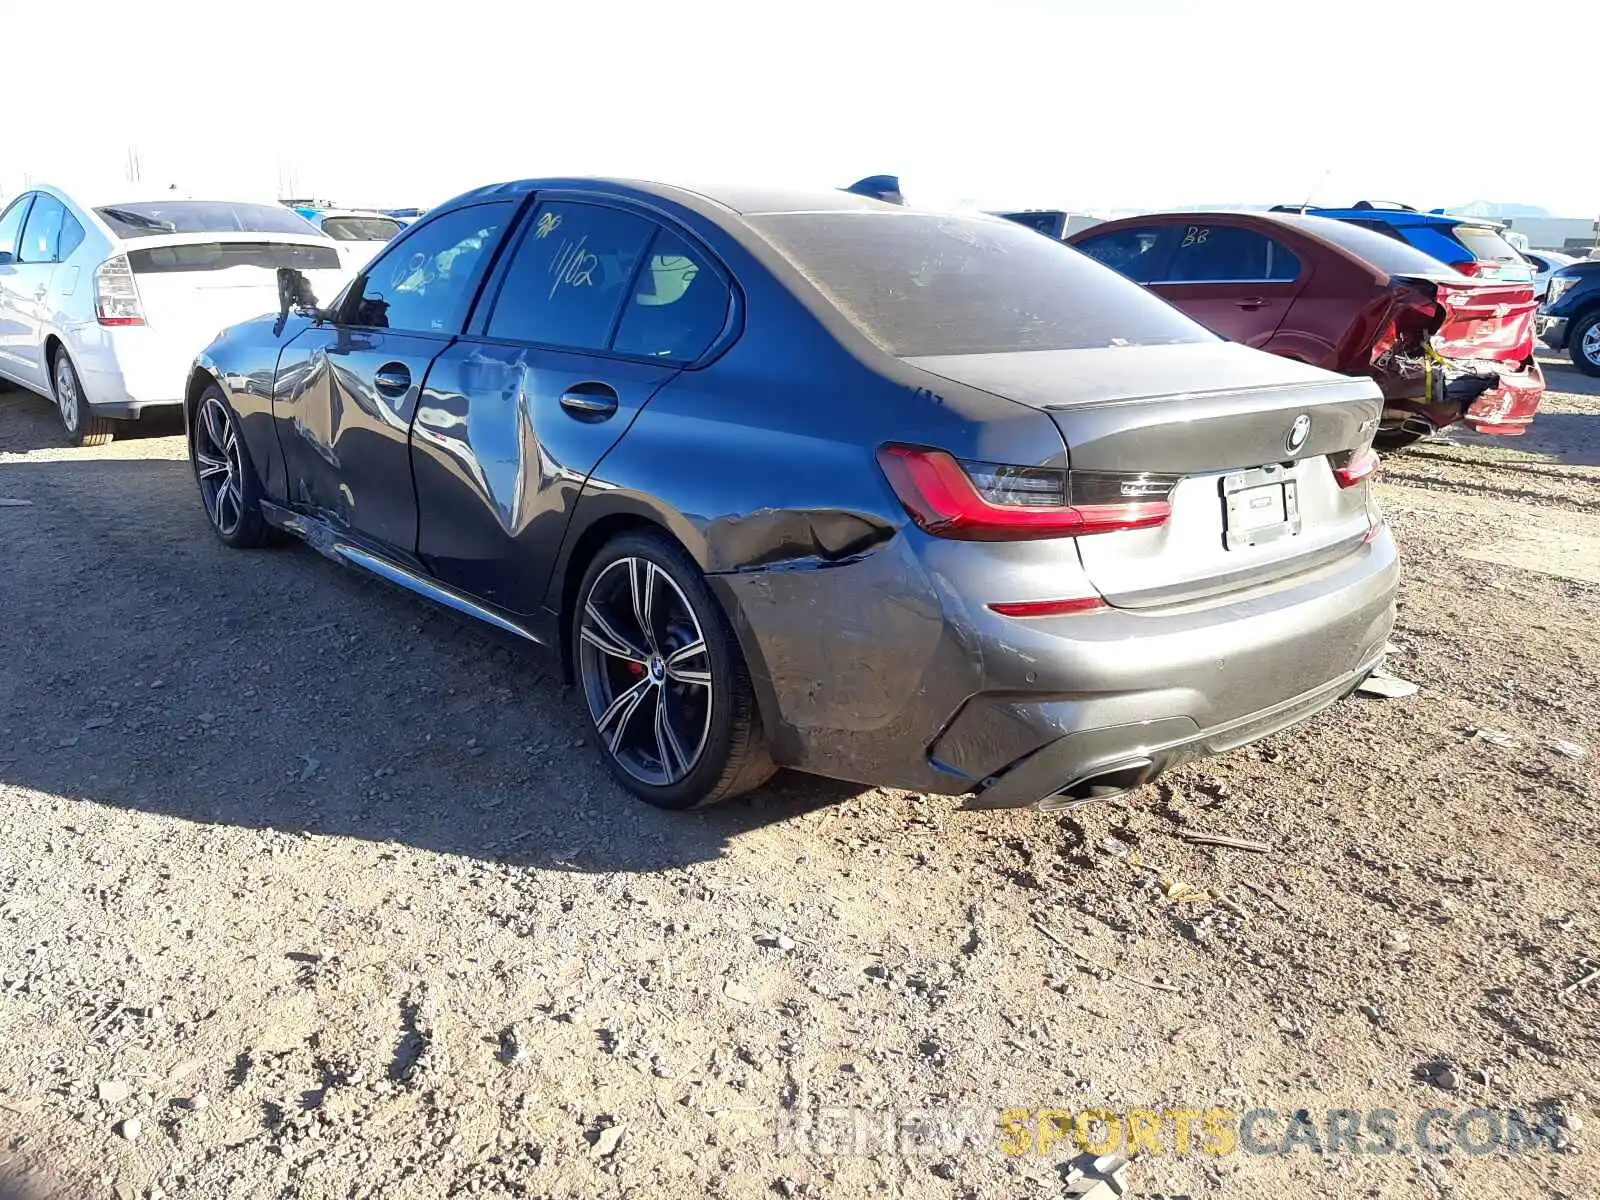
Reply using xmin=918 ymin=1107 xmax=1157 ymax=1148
xmin=0 ymin=187 xmax=351 ymax=444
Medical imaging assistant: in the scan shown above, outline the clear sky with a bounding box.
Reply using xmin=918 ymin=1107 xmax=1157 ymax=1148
xmin=6 ymin=0 xmax=1596 ymax=217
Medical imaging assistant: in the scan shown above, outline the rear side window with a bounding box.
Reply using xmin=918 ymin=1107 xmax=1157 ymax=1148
xmin=57 ymin=212 xmax=85 ymax=260
xmin=17 ymin=194 xmax=67 ymax=263
xmin=351 ymin=202 xmax=514 ymax=334
xmin=95 ymin=201 xmax=318 ymax=238
xmin=321 ymin=216 xmax=402 ymax=242
xmin=748 ymin=211 xmax=1211 ymax=357
xmin=612 ymin=229 xmax=730 ymax=360
xmin=486 ymin=202 xmax=654 ymax=351
xmin=1074 ymin=225 xmax=1171 ymax=283
xmin=1452 ymin=224 xmax=1523 ymax=267
xmin=0 ymin=195 xmax=32 ymax=260
xmin=1160 ymin=224 xmax=1300 ymax=284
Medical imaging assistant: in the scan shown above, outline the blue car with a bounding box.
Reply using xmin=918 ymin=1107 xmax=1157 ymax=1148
xmin=1269 ymin=202 xmax=1532 ymax=282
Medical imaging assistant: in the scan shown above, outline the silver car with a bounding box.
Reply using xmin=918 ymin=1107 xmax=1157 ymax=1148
xmin=184 ymin=180 xmax=1397 ymax=811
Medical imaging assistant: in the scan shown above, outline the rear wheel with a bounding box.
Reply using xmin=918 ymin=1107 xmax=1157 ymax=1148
xmin=1569 ymin=311 xmax=1600 ymax=377
xmin=52 ymin=350 xmax=115 ymax=447
xmin=573 ymin=531 xmax=772 ymax=810
xmin=191 ymin=385 xmax=277 ymax=548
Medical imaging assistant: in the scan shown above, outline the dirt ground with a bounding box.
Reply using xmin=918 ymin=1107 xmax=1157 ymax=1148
xmin=0 ymin=357 xmax=1596 ymax=1200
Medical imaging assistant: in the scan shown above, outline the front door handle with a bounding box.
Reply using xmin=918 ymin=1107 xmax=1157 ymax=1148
xmin=373 ymin=363 xmax=411 ymax=397
xmin=559 ymin=382 xmax=619 ymax=421
xmin=1236 ymin=297 xmax=1271 ymax=310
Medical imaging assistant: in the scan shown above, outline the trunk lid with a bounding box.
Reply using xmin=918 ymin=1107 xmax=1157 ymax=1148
xmin=906 ymin=341 xmax=1382 ymax=608
xmin=123 ymin=234 xmax=351 ymax=332
xmin=1424 ymin=278 xmax=1537 ymax=363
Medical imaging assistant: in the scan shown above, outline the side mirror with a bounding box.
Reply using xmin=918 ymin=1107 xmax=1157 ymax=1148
xmin=0 ymin=250 xmax=13 ymax=267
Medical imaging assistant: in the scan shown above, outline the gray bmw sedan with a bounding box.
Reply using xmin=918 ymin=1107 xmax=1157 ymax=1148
xmin=185 ymin=179 xmax=1397 ymax=811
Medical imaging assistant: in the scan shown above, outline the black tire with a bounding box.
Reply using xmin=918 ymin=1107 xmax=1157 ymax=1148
xmin=1568 ymin=310 xmax=1600 ymax=377
xmin=190 ymin=384 xmax=279 ymax=549
xmin=572 ymin=530 xmax=773 ymax=810
xmin=51 ymin=349 xmax=115 ymax=447
xmin=1373 ymin=427 xmax=1427 ymax=453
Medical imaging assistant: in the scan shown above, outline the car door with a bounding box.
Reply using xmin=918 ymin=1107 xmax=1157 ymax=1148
xmin=271 ymin=200 xmax=518 ymax=555
xmin=0 ymin=193 xmax=38 ymax=386
xmin=412 ymin=198 xmax=733 ymax=615
xmin=1146 ymin=221 xmax=1307 ymax=345
xmin=2 ymin=193 xmax=72 ymax=391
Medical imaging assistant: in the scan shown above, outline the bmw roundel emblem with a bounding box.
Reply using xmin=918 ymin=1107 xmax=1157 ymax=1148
xmin=1286 ymin=414 xmax=1312 ymax=455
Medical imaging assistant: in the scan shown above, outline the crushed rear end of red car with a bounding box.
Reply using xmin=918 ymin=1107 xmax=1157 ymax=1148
xmin=1369 ymin=278 xmax=1543 ymax=440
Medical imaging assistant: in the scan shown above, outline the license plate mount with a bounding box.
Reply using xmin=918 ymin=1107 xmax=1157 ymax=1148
xmin=1222 ymin=463 xmax=1300 ymax=550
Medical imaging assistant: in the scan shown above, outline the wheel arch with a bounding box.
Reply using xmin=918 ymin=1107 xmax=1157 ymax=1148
xmin=554 ymin=510 xmax=683 ymax=683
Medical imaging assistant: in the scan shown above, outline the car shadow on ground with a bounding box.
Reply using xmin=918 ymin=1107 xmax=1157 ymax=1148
xmin=0 ymin=454 xmax=870 ymax=877
xmin=0 ymin=383 xmax=185 ymax=451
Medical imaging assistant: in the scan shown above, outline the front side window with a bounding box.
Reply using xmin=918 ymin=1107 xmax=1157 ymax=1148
xmin=0 ymin=195 xmax=32 ymax=260
xmin=351 ymin=202 xmax=514 ymax=334
xmin=749 ymin=211 xmax=1211 ymax=357
xmin=1074 ymin=225 xmax=1171 ymax=283
xmin=17 ymin=194 xmax=67 ymax=264
xmin=1161 ymin=224 xmax=1299 ymax=284
xmin=486 ymin=202 xmax=655 ymax=351
xmin=612 ymin=229 xmax=730 ymax=360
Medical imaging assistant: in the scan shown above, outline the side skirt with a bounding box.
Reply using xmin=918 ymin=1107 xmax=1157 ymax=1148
xmin=260 ymin=500 xmax=552 ymax=648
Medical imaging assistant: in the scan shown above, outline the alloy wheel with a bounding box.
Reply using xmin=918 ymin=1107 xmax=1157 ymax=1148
xmin=1583 ymin=322 xmax=1600 ymax=368
xmin=577 ymin=556 xmax=713 ymax=787
xmin=195 ymin=396 xmax=245 ymax=537
xmin=54 ymin=357 xmax=79 ymax=433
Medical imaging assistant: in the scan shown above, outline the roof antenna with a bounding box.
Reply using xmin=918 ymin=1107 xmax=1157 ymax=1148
xmin=1296 ymin=168 xmax=1330 ymax=214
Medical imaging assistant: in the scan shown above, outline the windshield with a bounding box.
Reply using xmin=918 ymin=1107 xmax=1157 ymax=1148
xmin=1453 ymin=224 xmax=1525 ymax=267
xmin=321 ymin=216 xmax=402 ymax=242
xmin=747 ymin=211 xmax=1213 ymax=357
xmin=96 ymin=201 xmax=319 ymax=239
xmin=1278 ymin=215 xmax=1461 ymax=277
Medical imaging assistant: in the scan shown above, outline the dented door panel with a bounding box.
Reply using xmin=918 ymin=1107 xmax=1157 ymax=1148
xmin=410 ymin=340 xmax=680 ymax=614
xmin=272 ymin=324 xmax=448 ymax=552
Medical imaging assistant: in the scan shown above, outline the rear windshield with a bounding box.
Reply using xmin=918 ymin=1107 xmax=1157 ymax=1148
xmin=1282 ymin=215 xmax=1458 ymax=276
xmin=96 ymin=201 xmax=318 ymax=239
xmin=746 ymin=211 xmax=1213 ymax=356
xmin=1453 ymin=224 xmax=1523 ymax=265
xmin=127 ymin=242 xmax=341 ymax=273
xmin=321 ymin=215 xmax=402 ymax=242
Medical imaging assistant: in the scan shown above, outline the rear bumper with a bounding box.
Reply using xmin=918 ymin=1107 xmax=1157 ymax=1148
xmin=71 ymin=326 xmax=194 ymax=412
xmin=1464 ymin=357 xmax=1544 ymax=436
xmin=714 ymin=524 xmax=1398 ymax=806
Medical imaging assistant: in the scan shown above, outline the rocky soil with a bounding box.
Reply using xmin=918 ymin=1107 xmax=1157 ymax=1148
xmin=0 ymin=360 xmax=1596 ymax=1200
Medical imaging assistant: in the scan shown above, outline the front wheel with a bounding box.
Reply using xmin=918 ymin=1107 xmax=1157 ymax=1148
xmin=52 ymin=351 xmax=115 ymax=447
xmin=1569 ymin=311 xmax=1600 ymax=377
xmin=573 ymin=531 xmax=773 ymax=809
xmin=191 ymin=385 xmax=278 ymax=548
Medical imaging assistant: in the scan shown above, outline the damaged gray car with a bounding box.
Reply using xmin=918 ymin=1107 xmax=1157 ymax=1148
xmin=185 ymin=178 xmax=1399 ymax=811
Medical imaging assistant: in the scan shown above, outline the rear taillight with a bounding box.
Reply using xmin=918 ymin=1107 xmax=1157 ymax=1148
xmin=94 ymin=255 xmax=145 ymax=326
xmin=1333 ymin=447 xmax=1380 ymax=488
xmin=988 ymin=596 xmax=1105 ymax=618
xmin=1449 ymin=259 xmax=1485 ymax=278
xmin=876 ymin=445 xmax=1176 ymax=540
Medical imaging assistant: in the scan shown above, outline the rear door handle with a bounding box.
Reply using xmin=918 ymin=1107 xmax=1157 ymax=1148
xmin=1236 ymin=297 xmax=1271 ymax=310
xmin=559 ymin=383 xmax=619 ymax=421
xmin=374 ymin=363 xmax=411 ymax=397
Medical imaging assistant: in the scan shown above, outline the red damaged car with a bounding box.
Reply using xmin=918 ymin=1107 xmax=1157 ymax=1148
xmin=1068 ymin=212 xmax=1543 ymax=450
